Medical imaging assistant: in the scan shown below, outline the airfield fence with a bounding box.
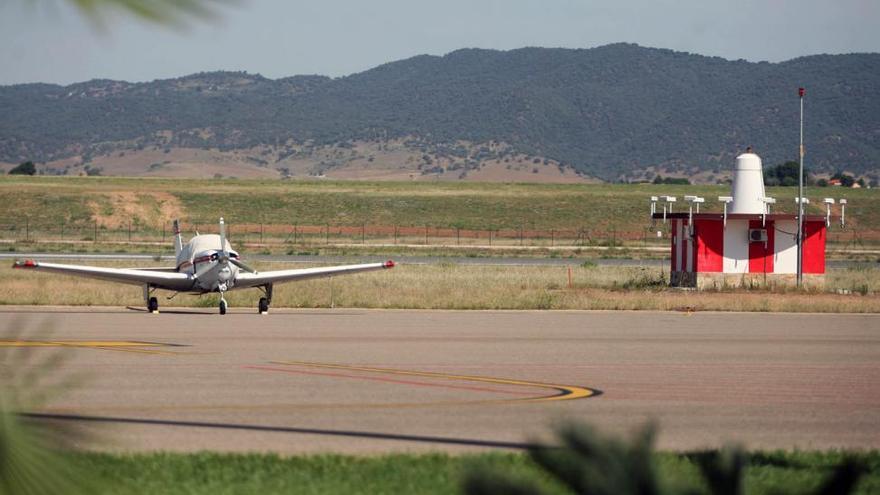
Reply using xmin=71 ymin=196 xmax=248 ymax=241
xmin=0 ymin=220 xmax=875 ymax=250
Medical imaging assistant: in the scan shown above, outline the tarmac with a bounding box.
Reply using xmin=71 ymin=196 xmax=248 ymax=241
xmin=1 ymin=307 xmax=877 ymax=453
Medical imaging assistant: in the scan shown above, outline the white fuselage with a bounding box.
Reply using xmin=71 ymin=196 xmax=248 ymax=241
xmin=175 ymin=234 xmax=240 ymax=293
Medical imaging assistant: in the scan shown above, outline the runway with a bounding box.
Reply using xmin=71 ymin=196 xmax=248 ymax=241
xmin=1 ymin=308 xmax=878 ymax=453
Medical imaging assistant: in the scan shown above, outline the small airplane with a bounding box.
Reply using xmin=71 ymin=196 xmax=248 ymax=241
xmin=12 ymin=218 xmax=395 ymax=315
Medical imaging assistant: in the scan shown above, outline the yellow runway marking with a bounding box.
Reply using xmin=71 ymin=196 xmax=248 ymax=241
xmin=271 ymin=360 xmax=600 ymax=402
xmin=0 ymin=340 xmax=183 ymax=355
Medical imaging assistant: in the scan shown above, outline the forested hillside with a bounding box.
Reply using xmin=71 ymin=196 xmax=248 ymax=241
xmin=1 ymin=44 xmax=877 ymax=180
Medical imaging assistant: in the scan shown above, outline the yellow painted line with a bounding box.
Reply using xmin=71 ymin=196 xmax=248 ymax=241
xmin=0 ymin=340 xmax=162 ymax=347
xmin=0 ymin=340 xmax=184 ymax=355
xmin=43 ymin=398 xmax=552 ymax=415
xmin=271 ymin=360 xmax=599 ymax=402
xmin=93 ymin=346 xmax=180 ymax=356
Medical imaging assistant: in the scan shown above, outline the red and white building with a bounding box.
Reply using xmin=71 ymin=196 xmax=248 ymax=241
xmin=653 ymin=152 xmax=839 ymax=289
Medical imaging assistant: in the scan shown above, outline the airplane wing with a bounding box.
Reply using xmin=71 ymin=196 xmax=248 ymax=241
xmin=234 ymin=260 xmax=395 ymax=289
xmin=12 ymin=260 xmax=194 ymax=291
xmin=130 ymin=267 xmax=179 ymax=272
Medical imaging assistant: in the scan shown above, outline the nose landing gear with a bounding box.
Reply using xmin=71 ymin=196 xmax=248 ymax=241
xmin=219 ymin=294 xmax=228 ymax=315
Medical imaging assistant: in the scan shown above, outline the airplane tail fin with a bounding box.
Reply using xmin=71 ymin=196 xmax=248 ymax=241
xmin=172 ymin=219 xmax=184 ymax=256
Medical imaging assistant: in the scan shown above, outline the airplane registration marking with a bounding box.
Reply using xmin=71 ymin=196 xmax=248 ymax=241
xmin=270 ymin=360 xmax=601 ymax=403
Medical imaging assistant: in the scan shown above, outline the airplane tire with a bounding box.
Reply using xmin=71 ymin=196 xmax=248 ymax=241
xmin=219 ymin=299 xmax=227 ymax=315
xmin=148 ymin=297 xmax=158 ymax=313
xmin=258 ymin=297 xmax=269 ymax=314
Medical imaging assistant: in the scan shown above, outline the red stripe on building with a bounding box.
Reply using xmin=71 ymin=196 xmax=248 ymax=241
xmin=694 ymin=219 xmax=723 ymax=272
xmin=748 ymin=220 xmax=774 ymax=274
xmin=803 ymin=221 xmax=826 ymax=274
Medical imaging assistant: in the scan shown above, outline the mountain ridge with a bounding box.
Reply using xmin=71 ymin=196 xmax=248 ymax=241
xmin=1 ymin=43 xmax=878 ymax=181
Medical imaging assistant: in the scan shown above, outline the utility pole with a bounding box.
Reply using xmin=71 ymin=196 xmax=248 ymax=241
xmin=797 ymin=87 xmax=805 ymax=288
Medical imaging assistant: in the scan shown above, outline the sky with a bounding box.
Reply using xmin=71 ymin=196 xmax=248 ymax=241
xmin=0 ymin=0 xmax=877 ymax=85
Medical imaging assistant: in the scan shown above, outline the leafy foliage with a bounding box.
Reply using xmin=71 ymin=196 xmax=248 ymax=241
xmin=68 ymin=0 xmax=223 ymax=26
xmin=653 ymin=176 xmax=691 ymax=185
xmin=831 ymin=171 xmax=857 ymax=187
xmin=763 ymin=161 xmax=806 ymax=186
xmin=1 ymin=45 xmax=878 ymax=180
xmin=7 ymin=161 xmax=35 ymax=176
xmin=0 ymin=319 xmax=94 ymax=495
xmin=463 ymin=421 xmax=867 ymax=495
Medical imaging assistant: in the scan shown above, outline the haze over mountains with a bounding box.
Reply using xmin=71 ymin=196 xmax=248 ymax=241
xmin=1 ymin=43 xmax=878 ymax=181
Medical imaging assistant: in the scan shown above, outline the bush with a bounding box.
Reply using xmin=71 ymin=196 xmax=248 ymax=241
xmin=831 ymin=172 xmax=855 ymax=187
xmin=8 ymin=161 xmax=36 ymax=175
xmin=764 ymin=161 xmax=809 ymax=187
xmin=652 ymin=175 xmax=690 ymax=185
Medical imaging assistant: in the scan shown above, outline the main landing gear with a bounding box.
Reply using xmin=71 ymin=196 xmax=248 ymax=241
xmin=144 ymin=285 xmax=159 ymax=313
xmin=258 ymin=284 xmax=273 ymax=315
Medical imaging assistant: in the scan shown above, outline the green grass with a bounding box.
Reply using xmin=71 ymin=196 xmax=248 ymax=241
xmin=62 ymin=450 xmax=880 ymax=495
xmin=1 ymin=177 xmax=876 ymax=245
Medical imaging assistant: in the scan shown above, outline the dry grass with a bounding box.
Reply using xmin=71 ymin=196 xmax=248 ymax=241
xmin=1 ymin=262 xmax=878 ymax=313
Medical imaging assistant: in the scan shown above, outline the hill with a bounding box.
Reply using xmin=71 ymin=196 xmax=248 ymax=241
xmin=1 ymin=44 xmax=878 ymax=181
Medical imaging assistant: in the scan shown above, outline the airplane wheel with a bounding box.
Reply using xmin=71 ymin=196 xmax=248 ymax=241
xmin=258 ymin=297 xmax=269 ymax=314
xmin=148 ymin=297 xmax=158 ymax=313
xmin=219 ymin=299 xmax=227 ymax=315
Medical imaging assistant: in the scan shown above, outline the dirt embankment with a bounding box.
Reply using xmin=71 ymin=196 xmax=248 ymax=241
xmin=88 ymin=191 xmax=184 ymax=228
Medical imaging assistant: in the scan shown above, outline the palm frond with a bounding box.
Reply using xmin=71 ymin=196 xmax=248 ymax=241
xmin=65 ymin=0 xmax=230 ymax=26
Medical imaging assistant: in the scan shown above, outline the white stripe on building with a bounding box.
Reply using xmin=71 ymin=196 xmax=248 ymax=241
xmin=723 ymin=219 xmax=749 ymax=274
xmin=774 ymin=219 xmax=798 ymax=274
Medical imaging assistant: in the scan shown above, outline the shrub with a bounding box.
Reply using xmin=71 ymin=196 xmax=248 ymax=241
xmin=8 ymin=161 xmax=36 ymax=175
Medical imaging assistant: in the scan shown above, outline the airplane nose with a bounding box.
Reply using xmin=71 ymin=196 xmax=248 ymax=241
xmin=218 ymin=266 xmax=232 ymax=282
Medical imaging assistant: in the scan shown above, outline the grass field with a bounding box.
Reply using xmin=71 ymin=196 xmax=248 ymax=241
xmin=3 ymin=262 xmax=878 ymax=312
xmin=61 ymin=450 xmax=880 ymax=495
xmin=2 ymin=177 xmax=876 ymax=312
xmin=0 ymin=177 xmax=876 ymax=248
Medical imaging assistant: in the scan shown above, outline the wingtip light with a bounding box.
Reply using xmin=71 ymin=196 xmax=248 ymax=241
xmin=13 ymin=259 xmax=37 ymax=269
xmin=384 ymin=260 xmax=396 ymax=269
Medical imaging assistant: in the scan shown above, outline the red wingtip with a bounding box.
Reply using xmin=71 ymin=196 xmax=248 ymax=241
xmin=384 ymin=260 xmax=395 ymax=269
xmin=13 ymin=259 xmax=37 ymax=269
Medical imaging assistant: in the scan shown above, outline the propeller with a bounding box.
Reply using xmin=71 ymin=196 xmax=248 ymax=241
xmin=190 ymin=218 xmax=258 ymax=282
xmin=218 ymin=217 xmax=257 ymax=274
xmin=191 ymin=217 xmax=233 ymax=281
xmin=193 ymin=260 xmax=216 ymax=280
xmin=229 ymin=257 xmax=257 ymax=274
xmin=219 ymin=217 xmax=228 ymax=262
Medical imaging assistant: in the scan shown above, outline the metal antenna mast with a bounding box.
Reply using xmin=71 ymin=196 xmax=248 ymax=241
xmin=797 ymin=87 xmax=805 ymax=288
